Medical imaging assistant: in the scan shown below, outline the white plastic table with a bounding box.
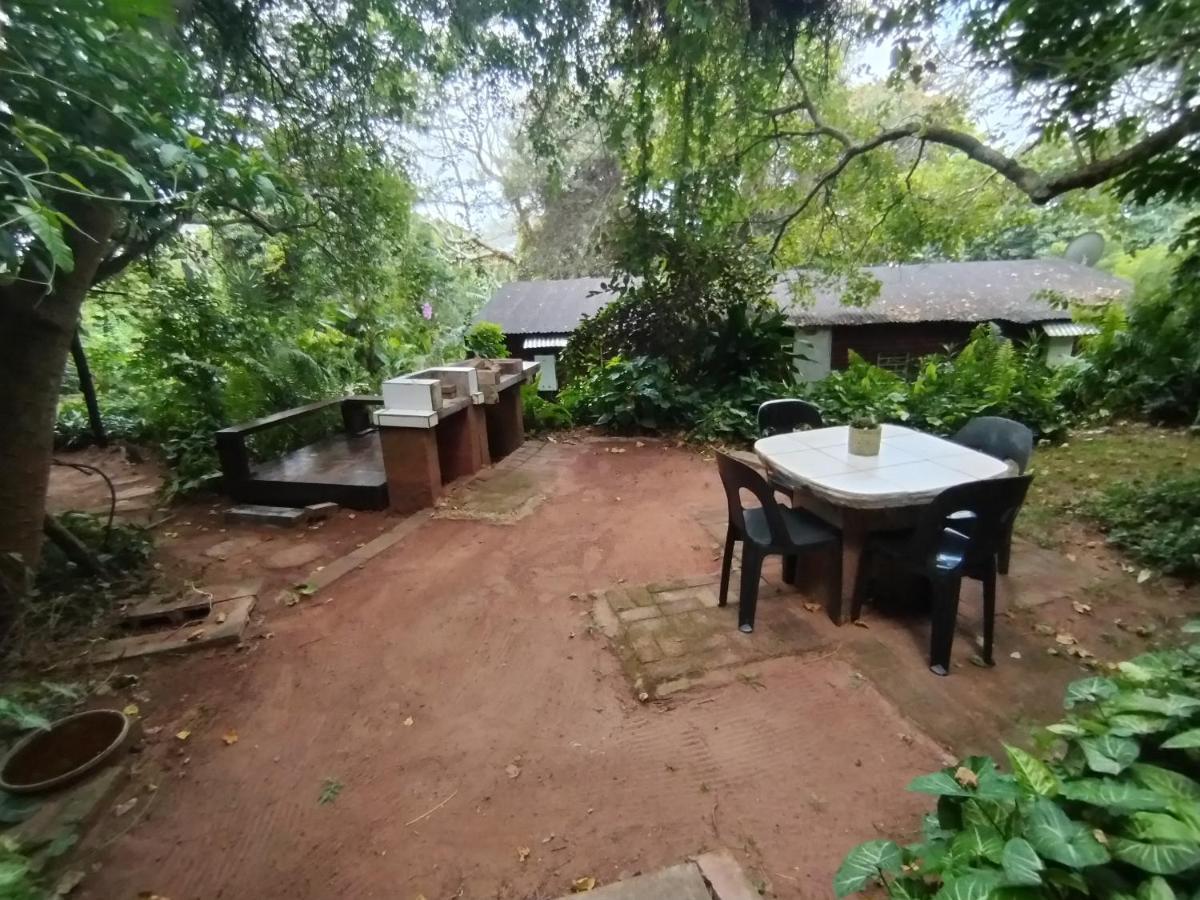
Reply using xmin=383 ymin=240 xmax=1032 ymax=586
xmin=754 ymin=424 xmax=1010 ymax=623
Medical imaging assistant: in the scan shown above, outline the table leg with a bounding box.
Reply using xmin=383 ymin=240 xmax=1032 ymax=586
xmin=834 ymin=509 xmax=869 ymax=625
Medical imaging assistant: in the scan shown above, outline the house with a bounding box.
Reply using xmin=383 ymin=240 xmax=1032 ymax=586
xmin=474 ymin=259 xmax=1130 ymax=388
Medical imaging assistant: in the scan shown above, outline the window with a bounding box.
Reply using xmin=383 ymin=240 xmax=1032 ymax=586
xmin=875 ymin=352 xmax=915 ymax=378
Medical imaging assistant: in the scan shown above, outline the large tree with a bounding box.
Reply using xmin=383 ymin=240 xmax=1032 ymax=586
xmin=0 ymin=0 xmax=474 ymax=620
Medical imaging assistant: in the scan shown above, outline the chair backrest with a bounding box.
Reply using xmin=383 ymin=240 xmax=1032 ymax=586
xmin=952 ymin=416 xmax=1034 ymax=473
xmin=909 ymin=475 xmax=1034 ymax=576
xmin=758 ymin=399 xmax=824 ymax=437
xmin=715 ymin=452 xmax=791 ymax=546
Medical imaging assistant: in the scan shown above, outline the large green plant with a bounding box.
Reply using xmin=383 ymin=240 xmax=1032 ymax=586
xmin=1083 ymin=474 xmax=1200 ymax=578
xmin=836 ymin=625 xmax=1200 ymax=899
xmin=560 ymin=223 xmax=793 ymax=387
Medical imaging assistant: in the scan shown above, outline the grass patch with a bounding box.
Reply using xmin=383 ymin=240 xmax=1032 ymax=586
xmin=1017 ymin=424 xmax=1196 ymax=549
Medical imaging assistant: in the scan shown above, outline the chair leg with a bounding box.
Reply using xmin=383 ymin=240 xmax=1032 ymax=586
xmin=998 ymin=522 xmax=1014 ymax=575
xmin=929 ymin=576 xmax=962 ymax=677
xmin=850 ymin=547 xmax=872 ymax=622
xmin=738 ymin=547 xmax=764 ymax=633
xmin=718 ymin=525 xmax=735 ymax=607
xmin=981 ymin=559 xmax=997 ymax=666
xmin=781 ymin=553 xmax=798 ymax=585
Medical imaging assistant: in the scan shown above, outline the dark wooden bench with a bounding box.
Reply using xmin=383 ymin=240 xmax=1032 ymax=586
xmin=215 ymin=396 xmax=387 ymax=509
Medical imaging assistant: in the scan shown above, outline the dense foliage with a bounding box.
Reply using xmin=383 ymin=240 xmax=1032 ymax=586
xmin=836 ymin=624 xmax=1200 ymax=898
xmin=1083 ymin=475 xmax=1200 ymax=579
xmin=560 ymin=224 xmax=794 ymax=386
xmin=465 ymin=322 xmax=509 ymax=359
xmin=1064 ymin=256 xmax=1200 ymax=427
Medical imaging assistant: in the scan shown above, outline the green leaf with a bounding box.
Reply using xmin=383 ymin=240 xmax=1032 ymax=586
xmin=1111 ymin=694 xmax=1200 ymax=719
xmin=1026 ymin=797 xmax=1110 ymax=868
xmin=1137 ymin=876 xmax=1176 ymax=900
xmin=1128 ymin=812 xmax=1200 ymax=844
xmin=1181 ymin=621 xmax=1200 ymax=634
xmin=910 ymin=771 xmax=972 ymax=798
xmin=158 ymin=143 xmax=187 ymax=167
xmin=1061 ymin=778 xmax=1170 ymax=812
xmin=1006 ymin=745 xmax=1059 ymax=796
xmin=833 ymin=839 xmax=902 ymax=897
xmin=1066 ymin=677 xmax=1119 ymax=708
xmin=1110 ymin=714 xmax=1172 ymax=736
xmin=1110 ymin=838 xmax=1200 ymax=875
xmin=933 ymin=870 xmax=1003 ymax=900
xmin=13 ymin=202 xmax=73 ymax=272
xmin=1163 ymin=729 xmax=1200 ymax=750
xmin=1132 ymin=765 xmax=1200 ymax=803
xmin=1081 ymin=735 xmax=1140 ymax=775
xmin=1002 ymin=838 xmax=1044 ymax=886
xmin=952 ymin=824 xmax=1005 ymax=864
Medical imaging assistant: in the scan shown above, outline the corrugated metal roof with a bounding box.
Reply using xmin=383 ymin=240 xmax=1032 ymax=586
xmin=476 ymin=259 xmax=1130 ymax=334
xmin=1042 ymin=321 xmax=1101 ymax=337
xmin=524 ymin=335 xmax=570 ymax=349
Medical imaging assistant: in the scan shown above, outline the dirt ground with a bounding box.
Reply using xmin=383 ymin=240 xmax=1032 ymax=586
xmin=40 ymin=434 xmax=1200 ymax=899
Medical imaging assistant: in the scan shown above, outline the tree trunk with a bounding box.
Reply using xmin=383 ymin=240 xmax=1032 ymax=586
xmin=0 ymin=202 xmax=117 ymax=625
xmin=71 ymin=331 xmax=108 ymax=447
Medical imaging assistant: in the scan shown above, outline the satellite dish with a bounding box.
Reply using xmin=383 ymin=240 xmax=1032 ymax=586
xmin=1064 ymin=232 xmax=1105 ymax=267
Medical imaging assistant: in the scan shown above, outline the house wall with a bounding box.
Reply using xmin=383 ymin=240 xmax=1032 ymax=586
xmin=793 ymin=327 xmax=833 ymax=381
xmin=830 ymin=322 xmax=975 ymax=372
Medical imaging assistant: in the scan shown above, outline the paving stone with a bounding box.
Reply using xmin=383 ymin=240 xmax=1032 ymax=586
xmin=225 ymin=504 xmax=309 ymax=527
xmin=642 ymin=656 xmax=700 ymax=682
xmin=631 ymin=636 xmax=662 ymax=664
xmin=604 ymin=587 xmax=638 ymax=613
xmin=590 ymin=597 xmax=621 ymax=639
xmin=552 ymin=864 xmax=712 ymax=900
xmin=262 ymin=541 xmax=324 ymax=570
xmin=617 ymin=605 xmax=660 ymax=623
xmin=695 ymin=850 xmax=760 ymax=900
xmin=657 ymin=637 xmax=688 ymax=659
xmin=624 ymin=585 xmax=657 ymax=607
xmin=659 ymin=594 xmax=705 ymax=616
xmin=646 ymin=572 xmax=720 ymax=593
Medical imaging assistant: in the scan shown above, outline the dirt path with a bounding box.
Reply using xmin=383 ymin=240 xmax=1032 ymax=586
xmin=75 ymin=441 xmax=947 ymax=899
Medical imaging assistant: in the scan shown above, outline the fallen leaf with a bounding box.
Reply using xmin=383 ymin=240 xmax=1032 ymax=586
xmin=802 ymin=602 xmax=821 ymax=613
xmin=114 ymin=797 xmax=138 ymax=817
xmin=505 ymin=763 xmax=521 ymax=779
xmin=571 ymin=876 xmax=597 ymax=893
xmin=636 ymin=691 xmax=649 ymax=703
xmin=1010 ymin=650 xmax=1022 ymax=660
xmin=1065 ymin=553 xmax=1077 ymax=563
xmin=1034 ymin=623 xmax=1055 ymax=635
xmin=635 ymin=441 xmax=645 ymax=448
xmin=953 ymin=766 xmax=979 ymax=789
xmin=215 ymin=612 xmax=227 ymax=625
xmin=54 ymin=870 xmax=85 ymax=896
xmin=517 ymin=846 xmax=531 ymax=863
xmin=122 ymin=703 xmax=140 ymax=718
xmin=175 ymin=730 xmax=191 ymax=742
xmin=403 ymin=716 xmax=414 ymax=727
xmin=853 ymin=619 xmax=869 ymax=629
xmin=1137 ymin=568 xmax=1153 ymax=584
xmin=1072 ymin=601 xmax=1092 ymax=615
xmin=222 ymin=731 xmax=239 ymax=746
xmin=186 ymin=629 xmax=205 ymax=642
xmin=1055 ymin=632 xmax=1077 ymax=645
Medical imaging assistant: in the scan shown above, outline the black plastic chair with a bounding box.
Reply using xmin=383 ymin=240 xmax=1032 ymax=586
xmin=715 ymin=452 xmax=839 ymax=633
xmin=757 ymin=399 xmax=824 ymax=437
xmin=951 ymin=416 xmax=1034 ymax=573
xmin=851 ymin=475 xmax=1033 ymax=675
xmin=758 ymin=400 xmax=824 ymax=501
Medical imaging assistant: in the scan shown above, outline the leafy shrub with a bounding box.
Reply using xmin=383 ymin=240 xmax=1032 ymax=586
xmin=522 ymin=380 xmax=573 ymax=433
xmin=565 ymin=356 xmax=699 ymax=432
xmin=560 ymin=223 xmax=793 ymax=386
xmin=1063 ymin=253 xmax=1200 ymax=426
xmin=1083 ymin=473 xmax=1200 ymax=578
xmin=804 ymin=327 xmax=1071 ymax=439
xmin=465 ymin=321 xmax=508 ymax=359
xmin=54 ymin=395 xmax=149 ymax=450
xmin=837 ymin=624 xmax=1200 ymax=898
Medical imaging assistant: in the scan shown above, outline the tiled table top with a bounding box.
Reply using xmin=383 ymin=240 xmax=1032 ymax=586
xmin=754 ymin=424 xmax=1010 ymax=509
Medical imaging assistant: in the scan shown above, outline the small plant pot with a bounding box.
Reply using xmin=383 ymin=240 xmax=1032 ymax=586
xmin=0 ymin=710 xmax=132 ymax=795
xmin=848 ymin=425 xmax=882 ymax=456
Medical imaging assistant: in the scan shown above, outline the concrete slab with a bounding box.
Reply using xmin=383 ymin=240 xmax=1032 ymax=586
xmin=225 ymin=504 xmax=310 ymax=527
xmin=86 ymin=595 xmax=255 ymax=664
xmin=695 ymin=851 xmax=759 ymax=900
xmin=120 ymin=590 xmax=212 ymax=626
xmin=556 ymin=864 xmax=712 ymax=900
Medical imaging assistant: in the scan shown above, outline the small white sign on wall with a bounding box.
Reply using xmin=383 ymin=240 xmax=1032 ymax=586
xmin=533 ymin=354 xmax=558 ymax=391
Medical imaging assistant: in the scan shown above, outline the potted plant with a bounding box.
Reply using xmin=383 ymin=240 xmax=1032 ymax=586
xmin=848 ymin=414 xmax=881 ymax=456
